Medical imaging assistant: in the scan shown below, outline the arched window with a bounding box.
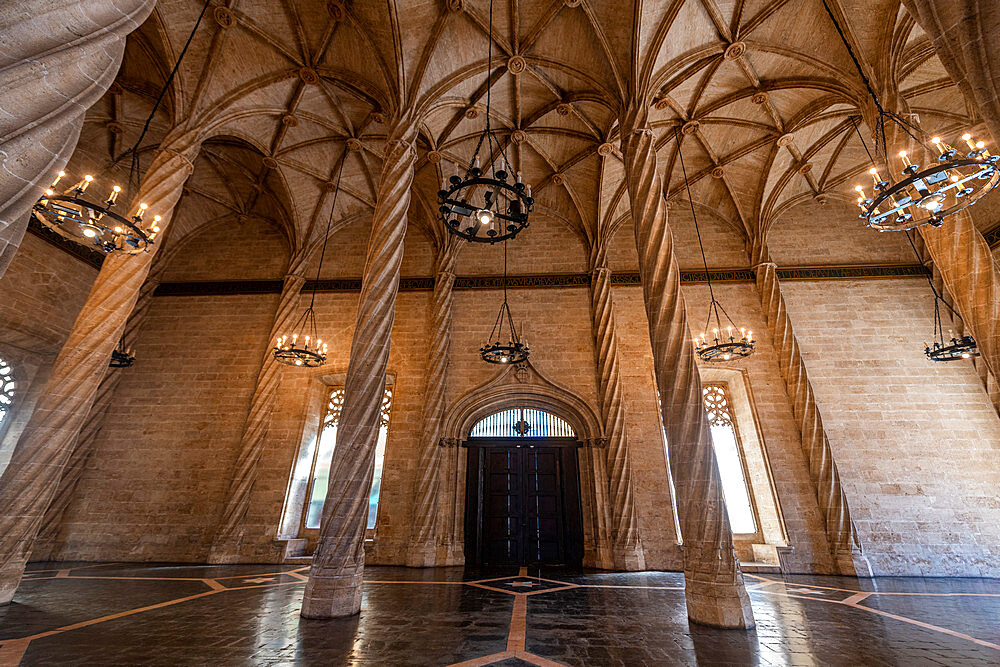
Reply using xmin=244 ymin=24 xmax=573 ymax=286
xmin=0 ymin=357 xmax=14 ymax=428
xmin=470 ymin=407 xmax=575 ymax=438
xmin=703 ymin=384 xmax=757 ymax=534
xmin=302 ymin=386 xmax=393 ymax=532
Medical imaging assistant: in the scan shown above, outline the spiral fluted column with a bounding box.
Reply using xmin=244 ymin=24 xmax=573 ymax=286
xmin=406 ymin=245 xmax=458 ymax=567
xmin=917 ymin=211 xmax=1000 ymax=383
xmin=898 ymin=2 xmax=1000 ymax=382
xmin=753 ymin=246 xmax=870 ymax=576
xmin=208 ymin=272 xmax=308 ymax=563
xmin=900 ymin=1 xmax=1000 ymax=145
xmin=0 ymin=131 xmax=199 ymax=604
xmin=589 ymin=262 xmax=644 ymax=570
xmin=301 ymin=122 xmax=416 ymax=618
xmin=0 ymin=0 xmax=155 ymax=277
xmin=620 ymin=109 xmax=753 ymax=629
xmin=30 ymin=269 xmax=163 ymax=561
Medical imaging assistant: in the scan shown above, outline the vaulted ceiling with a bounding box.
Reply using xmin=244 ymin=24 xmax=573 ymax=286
xmin=62 ymin=0 xmax=987 ymax=274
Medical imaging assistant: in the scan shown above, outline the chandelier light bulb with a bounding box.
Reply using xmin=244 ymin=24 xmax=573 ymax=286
xmin=853 ymin=128 xmax=998 ymax=230
xmin=477 ymin=208 xmax=494 ymax=226
xmin=82 ymin=226 xmax=97 ymax=238
xmin=45 ymin=189 xmax=54 ymax=196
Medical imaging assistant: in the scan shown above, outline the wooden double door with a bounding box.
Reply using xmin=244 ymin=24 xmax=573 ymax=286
xmin=465 ymin=439 xmax=583 ymax=567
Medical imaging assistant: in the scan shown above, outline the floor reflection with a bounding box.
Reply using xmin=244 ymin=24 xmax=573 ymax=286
xmin=2 ymin=563 xmax=999 ymax=665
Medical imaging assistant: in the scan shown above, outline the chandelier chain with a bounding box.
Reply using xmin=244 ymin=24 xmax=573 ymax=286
xmin=903 ymin=229 xmax=964 ymax=323
xmin=675 ymin=126 xmax=721 ymax=333
xmin=309 ymin=153 xmax=348 ymax=311
xmin=119 ymin=0 xmax=213 ymax=172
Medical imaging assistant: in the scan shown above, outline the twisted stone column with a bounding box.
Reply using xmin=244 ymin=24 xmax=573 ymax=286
xmin=301 ymin=122 xmax=416 ymax=618
xmin=208 ymin=272 xmax=307 ymax=563
xmin=900 ymin=1 xmax=1000 ymax=145
xmin=406 ymin=244 xmax=458 ymax=567
xmin=31 ymin=270 xmax=163 ymax=561
xmin=753 ymin=248 xmax=870 ymax=576
xmin=0 ymin=0 xmax=155 ymax=277
xmin=589 ymin=262 xmax=644 ymax=570
xmin=0 ymin=131 xmax=198 ymax=604
xmin=917 ymin=211 xmax=1000 ymax=383
xmin=899 ymin=2 xmax=1000 ymax=382
xmin=620 ymin=110 xmax=753 ymax=629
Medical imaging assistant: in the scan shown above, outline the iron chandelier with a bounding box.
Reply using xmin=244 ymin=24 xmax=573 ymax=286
xmin=819 ymin=0 xmax=998 ymax=231
xmin=675 ymin=128 xmax=755 ymax=363
xmin=902 ymin=231 xmax=979 ymax=363
xmin=437 ymin=0 xmax=533 ymax=244
xmin=272 ymin=153 xmax=347 ymax=368
xmin=109 ymin=335 xmax=136 ymax=368
xmin=31 ymin=0 xmax=212 ymax=254
xmin=480 ymin=241 xmax=529 ymax=365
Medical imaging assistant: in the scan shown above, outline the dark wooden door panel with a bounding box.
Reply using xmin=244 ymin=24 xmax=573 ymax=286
xmin=466 ymin=440 xmax=582 ymax=567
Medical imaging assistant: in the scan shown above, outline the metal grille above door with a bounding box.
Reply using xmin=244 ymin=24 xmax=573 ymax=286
xmin=470 ymin=408 xmax=575 ymax=438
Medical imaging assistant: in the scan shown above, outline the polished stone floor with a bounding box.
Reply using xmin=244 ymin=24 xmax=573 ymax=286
xmin=1 ymin=562 xmax=999 ymax=665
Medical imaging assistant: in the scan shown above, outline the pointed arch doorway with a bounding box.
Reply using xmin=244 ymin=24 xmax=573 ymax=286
xmin=465 ymin=407 xmax=584 ymax=567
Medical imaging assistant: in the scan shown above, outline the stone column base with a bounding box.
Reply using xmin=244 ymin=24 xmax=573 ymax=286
xmin=405 ymin=541 xmax=438 ymax=568
xmin=206 ymin=545 xmax=244 ymax=565
xmin=833 ymin=547 xmax=873 ymax=578
xmin=441 ymin=540 xmax=464 ymax=567
xmin=0 ymin=555 xmax=28 ymax=606
xmin=301 ymin=566 xmax=364 ymax=618
xmin=611 ymin=543 xmax=646 ymax=571
xmin=684 ymin=576 xmax=756 ymax=629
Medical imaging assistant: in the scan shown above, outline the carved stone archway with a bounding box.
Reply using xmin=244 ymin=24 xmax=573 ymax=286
xmin=441 ymin=360 xmax=604 ymax=446
xmin=437 ymin=360 xmax=614 ymax=569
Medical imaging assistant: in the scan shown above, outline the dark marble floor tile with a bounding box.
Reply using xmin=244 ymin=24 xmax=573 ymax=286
xmin=3 ymin=564 xmax=1000 ymax=666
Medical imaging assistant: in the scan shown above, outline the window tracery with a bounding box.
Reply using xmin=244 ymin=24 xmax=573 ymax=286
xmin=0 ymin=358 xmax=14 ymax=428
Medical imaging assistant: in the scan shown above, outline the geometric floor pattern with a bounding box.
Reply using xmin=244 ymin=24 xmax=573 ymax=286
xmin=2 ymin=562 xmax=1000 ymax=665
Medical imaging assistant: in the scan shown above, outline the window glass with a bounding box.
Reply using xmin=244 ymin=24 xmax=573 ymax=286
xmin=304 ymin=387 xmax=392 ymax=530
xmin=703 ymin=384 xmax=757 ymax=534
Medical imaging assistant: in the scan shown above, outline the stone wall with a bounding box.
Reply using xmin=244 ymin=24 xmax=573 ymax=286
xmin=6 ymin=229 xmax=1000 ymax=576
xmin=781 ymin=278 xmax=1000 ymax=577
xmin=0 ymin=234 xmax=97 ymax=471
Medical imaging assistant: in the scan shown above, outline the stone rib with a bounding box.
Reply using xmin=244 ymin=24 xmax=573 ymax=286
xmin=0 ymin=134 xmax=198 ymax=604
xmin=754 ymin=258 xmax=868 ymax=575
xmin=0 ymin=0 xmax=155 ymax=277
xmin=208 ymin=273 xmax=307 ymax=563
xmin=301 ymin=125 xmax=415 ymax=618
xmin=589 ymin=265 xmax=643 ymax=570
xmin=621 ymin=111 xmax=753 ymax=629
xmin=406 ymin=245 xmax=458 ymax=567
xmin=31 ymin=273 xmax=162 ymax=561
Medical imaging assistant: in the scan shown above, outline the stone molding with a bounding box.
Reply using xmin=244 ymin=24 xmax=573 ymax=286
xmin=439 ymin=360 xmax=604 ymax=445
